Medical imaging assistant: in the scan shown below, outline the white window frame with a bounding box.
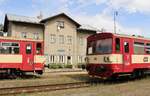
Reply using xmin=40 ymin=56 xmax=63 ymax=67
xmin=67 ymin=36 xmax=72 ymax=44
xmin=79 ymin=37 xmax=84 ymax=46
xmin=59 ymin=35 xmax=64 ymax=44
xmin=49 ymin=55 xmax=55 ymax=63
xmin=57 ymin=21 xmax=64 ymax=29
xmin=33 ymin=32 xmax=39 ymax=40
xmin=50 ymin=34 xmax=56 ymax=44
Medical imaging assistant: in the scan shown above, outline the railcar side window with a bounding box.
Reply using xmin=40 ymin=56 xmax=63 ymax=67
xmin=115 ymin=38 xmax=120 ymax=52
xmin=26 ymin=44 xmax=32 ymax=54
xmin=36 ymin=43 xmax=42 ymax=55
xmin=0 ymin=42 xmax=20 ymax=54
xmin=87 ymin=41 xmax=95 ymax=54
xmin=88 ymin=47 xmax=93 ymax=54
xmin=146 ymin=43 xmax=150 ymax=54
xmin=134 ymin=42 xmax=144 ymax=54
xmin=124 ymin=42 xmax=129 ymax=53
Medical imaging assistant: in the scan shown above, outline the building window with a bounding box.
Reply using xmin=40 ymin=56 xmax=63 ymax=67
xmin=50 ymin=34 xmax=56 ymax=44
xmin=67 ymin=56 xmax=72 ymax=64
xmin=78 ymin=56 xmax=83 ymax=63
xmin=49 ymin=55 xmax=55 ymax=63
xmin=0 ymin=42 xmax=20 ymax=54
xmin=67 ymin=36 xmax=72 ymax=44
xmin=59 ymin=35 xmax=64 ymax=44
xmin=134 ymin=42 xmax=144 ymax=54
xmin=59 ymin=55 xmax=64 ymax=63
xmin=21 ymin=32 xmax=27 ymax=38
xmin=79 ymin=37 xmax=84 ymax=46
xmin=57 ymin=21 xmax=64 ymax=29
xmin=33 ymin=32 xmax=39 ymax=40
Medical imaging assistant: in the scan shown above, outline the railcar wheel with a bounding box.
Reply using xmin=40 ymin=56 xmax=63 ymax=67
xmin=108 ymin=74 xmax=119 ymax=81
xmin=131 ymin=70 xmax=145 ymax=79
xmin=36 ymin=71 xmax=43 ymax=75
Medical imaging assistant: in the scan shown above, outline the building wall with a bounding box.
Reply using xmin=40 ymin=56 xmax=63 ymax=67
xmin=7 ymin=22 xmax=12 ymax=36
xmin=44 ymin=16 xmax=78 ymax=65
xmin=77 ymin=32 xmax=94 ymax=64
xmin=8 ymin=22 xmax=44 ymax=40
xmin=5 ymin=15 xmax=96 ymax=66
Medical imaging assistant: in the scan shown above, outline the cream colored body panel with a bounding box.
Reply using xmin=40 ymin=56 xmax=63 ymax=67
xmin=132 ymin=55 xmax=150 ymax=64
xmin=34 ymin=55 xmax=46 ymax=63
xmin=88 ymin=54 xmax=150 ymax=65
xmin=87 ymin=54 xmax=123 ymax=64
xmin=0 ymin=55 xmax=45 ymax=64
xmin=0 ymin=55 xmax=22 ymax=63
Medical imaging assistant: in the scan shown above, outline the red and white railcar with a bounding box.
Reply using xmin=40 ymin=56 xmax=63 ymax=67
xmin=86 ymin=32 xmax=150 ymax=78
xmin=0 ymin=36 xmax=45 ymax=75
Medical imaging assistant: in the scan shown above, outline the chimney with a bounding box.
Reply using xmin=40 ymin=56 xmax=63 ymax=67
xmin=37 ymin=11 xmax=43 ymax=20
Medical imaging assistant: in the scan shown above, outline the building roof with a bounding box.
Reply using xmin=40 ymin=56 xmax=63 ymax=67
xmin=6 ymin=14 xmax=41 ymax=24
xmin=41 ymin=13 xmax=80 ymax=27
xmin=6 ymin=13 xmax=80 ymax=27
xmin=77 ymin=24 xmax=99 ymax=32
xmin=5 ymin=13 xmax=98 ymax=32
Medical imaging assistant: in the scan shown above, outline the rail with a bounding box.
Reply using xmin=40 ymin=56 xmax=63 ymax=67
xmin=0 ymin=82 xmax=91 ymax=95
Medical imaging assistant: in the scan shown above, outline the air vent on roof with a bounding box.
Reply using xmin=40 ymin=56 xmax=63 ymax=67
xmin=132 ymin=34 xmax=144 ymax=38
xmin=138 ymin=35 xmax=144 ymax=38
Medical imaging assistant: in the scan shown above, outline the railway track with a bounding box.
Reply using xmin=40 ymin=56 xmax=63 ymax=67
xmin=0 ymin=82 xmax=91 ymax=95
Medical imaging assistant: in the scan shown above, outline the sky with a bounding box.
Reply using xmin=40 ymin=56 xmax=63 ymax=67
xmin=0 ymin=0 xmax=150 ymax=37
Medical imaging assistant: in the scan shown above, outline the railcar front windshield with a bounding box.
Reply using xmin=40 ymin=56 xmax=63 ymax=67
xmin=95 ymin=38 xmax=112 ymax=54
xmin=87 ymin=38 xmax=112 ymax=55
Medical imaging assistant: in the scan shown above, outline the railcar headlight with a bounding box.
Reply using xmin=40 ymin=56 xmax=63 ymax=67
xmin=103 ymin=56 xmax=112 ymax=63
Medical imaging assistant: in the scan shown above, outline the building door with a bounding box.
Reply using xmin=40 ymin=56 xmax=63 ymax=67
xmin=67 ymin=56 xmax=72 ymax=64
xmin=123 ymin=39 xmax=131 ymax=72
xmin=22 ymin=42 xmax=34 ymax=71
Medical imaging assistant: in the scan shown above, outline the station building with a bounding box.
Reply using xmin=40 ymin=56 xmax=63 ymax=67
xmin=3 ymin=13 xmax=98 ymax=66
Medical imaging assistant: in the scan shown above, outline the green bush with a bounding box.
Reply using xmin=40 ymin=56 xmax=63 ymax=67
xmin=64 ymin=64 xmax=73 ymax=68
xmin=48 ymin=63 xmax=64 ymax=69
xmin=77 ymin=63 xmax=86 ymax=69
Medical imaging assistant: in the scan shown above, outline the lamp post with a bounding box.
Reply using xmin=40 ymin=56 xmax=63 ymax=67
xmin=114 ymin=11 xmax=118 ymax=34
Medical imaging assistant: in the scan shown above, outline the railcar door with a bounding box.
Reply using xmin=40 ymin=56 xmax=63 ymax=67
xmin=22 ymin=42 xmax=34 ymax=71
xmin=122 ymin=39 xmax=131 ymax=72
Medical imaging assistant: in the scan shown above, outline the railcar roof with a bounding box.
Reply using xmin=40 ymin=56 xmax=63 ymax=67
xmin=0 ymin=36 xmax=43 ymax=42
xmin=95 ymin=32 xmax=150 ymax=41
xmin=113 ymin=33 xmax=150 ymax=41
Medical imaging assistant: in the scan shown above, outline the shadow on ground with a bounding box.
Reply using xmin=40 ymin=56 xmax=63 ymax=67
xmin=66 ymin=73 xmax=150 ymax=85
xmin=0 ymin=74 xmax=41 ymax=80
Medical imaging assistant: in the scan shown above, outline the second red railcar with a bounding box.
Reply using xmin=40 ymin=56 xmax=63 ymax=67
xmin=86 ymin=32 xmax=150 ymax=79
